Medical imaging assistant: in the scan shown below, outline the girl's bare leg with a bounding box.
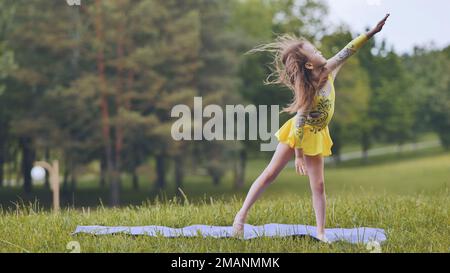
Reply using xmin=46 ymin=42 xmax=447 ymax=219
xmin=303 ymin=154 xmax=329 ymax=242
xmin=232 ymin=142 xmax=294 ymax=236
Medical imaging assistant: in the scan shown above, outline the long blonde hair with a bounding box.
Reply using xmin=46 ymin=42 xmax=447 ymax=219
xmin=245 ymin=33 xmax=326 ymax=115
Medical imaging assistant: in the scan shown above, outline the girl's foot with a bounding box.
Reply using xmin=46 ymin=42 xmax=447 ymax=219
xmin=317 ymin=232 xmax=332 ymax=244
xmin=232 ymin=210 xmax=247 ymax=238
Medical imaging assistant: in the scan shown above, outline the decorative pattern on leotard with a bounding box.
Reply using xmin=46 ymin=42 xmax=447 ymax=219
xmin=294 ymin=73 xmax=334 ymax=143
xmin=305 ymin=97 xmax=333 ymax=131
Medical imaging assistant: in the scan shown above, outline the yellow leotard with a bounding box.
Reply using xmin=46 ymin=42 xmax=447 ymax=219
xmin=274 ymin=33 xmax=369 ymax=157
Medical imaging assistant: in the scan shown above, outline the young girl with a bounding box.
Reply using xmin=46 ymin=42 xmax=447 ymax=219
xmin=232 ymin=14 xmax=390 ymax=242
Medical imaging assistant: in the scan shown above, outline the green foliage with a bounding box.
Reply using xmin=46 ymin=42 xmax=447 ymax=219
xmin=402 ymin=46 xmax=450 ymax=149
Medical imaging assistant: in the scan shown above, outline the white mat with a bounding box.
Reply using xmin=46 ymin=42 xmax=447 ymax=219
xmin=73 ymin=223 xmax=387 ymax=244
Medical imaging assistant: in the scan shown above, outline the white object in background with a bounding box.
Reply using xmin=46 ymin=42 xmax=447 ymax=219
xmin=31 ymin=166 xmax=46 ymax=181
xmin=33 ymin=160 xmax=60 ymax=213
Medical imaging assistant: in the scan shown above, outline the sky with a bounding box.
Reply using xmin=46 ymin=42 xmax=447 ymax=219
xmin=323 ymin=0 xmax=450 ymax=54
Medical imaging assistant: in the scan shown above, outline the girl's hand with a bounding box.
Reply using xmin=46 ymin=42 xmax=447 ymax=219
xmin=294 ymin=149 xmax=308 ymax=176
xmin=369 ymin=13 xmax=390 ymax=37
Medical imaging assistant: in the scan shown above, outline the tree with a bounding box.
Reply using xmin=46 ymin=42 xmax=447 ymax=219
xmin=0 ymin=0 xmax=17 ymax=187
xmin=3 ymin=0 xmax=77 ymax=194
xmin=369 ymin=50 xmax=415 ymax=148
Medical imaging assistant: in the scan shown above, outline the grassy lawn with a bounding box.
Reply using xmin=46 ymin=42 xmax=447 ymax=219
xmin=0 ymin=193 xmax=448 ymax=253
xmin=0 ymin=145 xmax=449 ymax=252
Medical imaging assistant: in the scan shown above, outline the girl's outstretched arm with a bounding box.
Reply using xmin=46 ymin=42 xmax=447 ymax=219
xmin=325 ymin=13 xmax=390 ymax=78
xmin=326 ymin=33 xmax=369 ymax=78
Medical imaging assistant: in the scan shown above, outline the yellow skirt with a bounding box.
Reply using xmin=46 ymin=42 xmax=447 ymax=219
xmin=274 ymin=116 xmax=334 ymax=157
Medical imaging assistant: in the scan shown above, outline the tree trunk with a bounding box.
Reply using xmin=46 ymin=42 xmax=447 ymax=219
xmin=233 ymin=152 xmax=238 ymax=189
xmin=12 ymin=145 xmax=20 ymax=187
xmin=11 ymin=145 xmax=19 ymax=187
xmin=20 ymin=137 xmax=35 ymax=194
xmin=100 ymin=154 xmax=106 ymax=188
xmin=94 ymin=0 xmax=117 ymax=206
xmin=239 ymin=149 xmax=247 ymax=187
xmin=132 ymin=168 xmax=139 ymax=190
xmin=44 ymin=147 xmax=50 ymax=189
xmin=70 ymin=173 xmax=76 ymax=193
xmin=361 ymin=130 xmax=370 ymax=164
xmin=397 ymin=143 xmax=403 ymax=155
xmin=110 ymin=168 xmax=120 ymax=207
xmin=0 ymin=138 xmax=4 ymax=187
xmin=155 ymin=154 xmax=166 ymax=190
xmin=114 ymin=0 xmax=126 ymax=196
xmin=174 ymin=155 xmax=183 ymax=194
xmin=331 ymin=124 xmax=342 ymax=165
xmin=234 ymin=148 xmax=247 ymax=190
xmin=212 ymin=175 xmax=220 ymax=186
xmin=62 ymin=164 xmax=70 ymax=199
xmin=0 ymin=120 xmax=9 ymax=187
xmin=3 ymin=143 xmax=9 ymax=186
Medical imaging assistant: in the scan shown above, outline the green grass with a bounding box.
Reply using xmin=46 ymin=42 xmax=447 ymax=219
xmin=0 ymin=192 xmax=448 ymax=253
xmin=240 ymin=146 xmax=449 ymax=197
xmin=0 ymin=146 xmax=449 ymax=252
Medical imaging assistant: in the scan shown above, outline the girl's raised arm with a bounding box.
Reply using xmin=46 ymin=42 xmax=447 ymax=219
xmin=325 ymin=33 xmax=369 ymax=78
xmin=325 ymin=13 xmax=390 ymax=79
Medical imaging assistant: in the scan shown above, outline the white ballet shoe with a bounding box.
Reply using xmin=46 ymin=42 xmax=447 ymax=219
xmin=232 ymin=221 xmax=244 ymax=238
xmin=232 ymin=212 xmax=246 ymax=238
xmin=316 ymin=233 xmax=332 ymax=244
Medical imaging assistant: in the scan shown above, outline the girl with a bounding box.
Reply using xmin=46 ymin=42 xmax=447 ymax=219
xmin=232 ymin=14 xmax=390 ymax=243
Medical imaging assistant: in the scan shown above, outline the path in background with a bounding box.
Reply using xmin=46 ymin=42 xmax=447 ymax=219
xmin=288 ymin=140 xmax=441 ymax=167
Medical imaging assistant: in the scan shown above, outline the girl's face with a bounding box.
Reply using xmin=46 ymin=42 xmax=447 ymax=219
xmin=302 ymin=42 xmax=327 ymax=70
